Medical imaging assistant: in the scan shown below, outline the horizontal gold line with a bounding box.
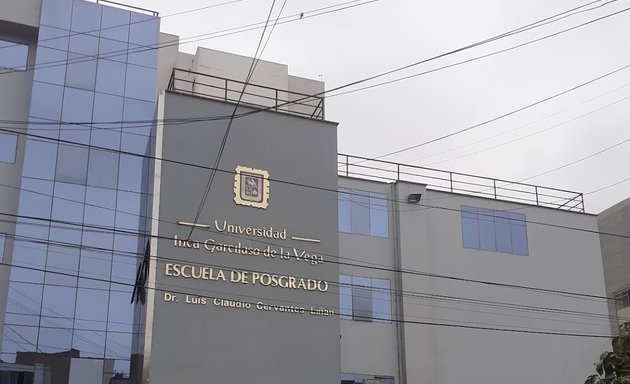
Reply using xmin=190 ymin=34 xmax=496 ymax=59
xmin=291 ymin=236 xmax=321 ymax=243
xmin=177 ymin=221 xmax=211 ymax=228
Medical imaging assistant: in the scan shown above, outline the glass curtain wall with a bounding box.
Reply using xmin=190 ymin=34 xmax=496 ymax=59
xmin=1 ymin=0 xmax=158 ymax=379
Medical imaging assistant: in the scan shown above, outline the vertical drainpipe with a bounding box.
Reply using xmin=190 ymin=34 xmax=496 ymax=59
xmin=392 ymin=182 xmax=408 ymax=384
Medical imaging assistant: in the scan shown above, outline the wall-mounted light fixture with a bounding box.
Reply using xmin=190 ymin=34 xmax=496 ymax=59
xmin=407 ymin=193 xmax=422 ymax=204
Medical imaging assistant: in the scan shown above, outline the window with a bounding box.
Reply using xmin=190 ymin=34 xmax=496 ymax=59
xmin=0 ymin=133 xmax=17 ymax=164
xmin=0 ymin=40 xmax=28 ymax=71
xmin=615 ymin=288 xmax=630 ymax=310
xmin=338 ymin=188 xmax=388 ymax=237
xmin=0 ymin=234 xmax=5 ymax=262
xmin=461 ymin=205 xmax=528 ymax=255
xmin=339 ymin=275 xmax=391 ymax=322
xmin=341 ymin=373 xmax=395 ymax=384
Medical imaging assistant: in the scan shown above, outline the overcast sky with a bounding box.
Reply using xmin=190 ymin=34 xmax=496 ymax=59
xmin=127 ymin=0 xmax=630 ymax=214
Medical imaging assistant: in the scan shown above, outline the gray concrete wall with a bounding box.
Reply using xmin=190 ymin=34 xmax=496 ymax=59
xmin=0 ymin=1 xmax=42 ymax=28
xmin=338 ymin=177 xmax=400 ymax=383
xmin=144 ymin=92 xmax=339 ymax=384
xmin=340 ymin=177 xmax=610 ymax=384
xmin=598 ymin=197 xmax=630 ymax=333
xmin=0 ymin=23 xmax=37 ymax=350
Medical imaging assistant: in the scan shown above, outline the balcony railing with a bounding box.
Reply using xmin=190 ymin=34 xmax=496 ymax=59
xmin=167 ymin=68 xmax=325 ymax=120
xmin=338 ymin=154 xmax=585 ymax=212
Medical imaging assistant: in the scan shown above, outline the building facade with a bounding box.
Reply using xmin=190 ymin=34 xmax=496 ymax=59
xmin=0 ymin=1 xmax=616 ymax=383
xmin=598 ymin=197 xmax=630 ymax=334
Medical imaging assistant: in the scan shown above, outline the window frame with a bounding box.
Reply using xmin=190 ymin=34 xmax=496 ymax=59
xmin=0 ymin=133 xmax=18 ymax=164
xmin=461 ymin=205 xmax=529 ymax=256
xmin=0 ymin=39 xmax=29 ymax=71
xmin=339 ymin=274 xmax=392 ymax=323
xmin=338 ymin=188 xmax=389 ymax=238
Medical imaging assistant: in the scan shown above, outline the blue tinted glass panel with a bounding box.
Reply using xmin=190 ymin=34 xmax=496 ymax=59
xmin=106 ymin=332 xmax=132 ymax=363
xmin=44 ymin=245 xmax=79 ymax=286
xmin=29 ymin=117 xmax=60 ymax=140
xmin=30 ymin=82 xmax=64 ymax=121
xmin=338 ymin=189 xmax=351 ymax=233
xmin=78 ymin=250 xmax=112 ymax=290
xmin=369 ymin=192 xmax=388 ymax=237
xmin=51 ymin=182 xmax=86 ymax=222
xmin=477 ymin=208 xmax=496 ymax=252
xmin=38 ymin=25 xmax=70 ymax=50
xmin=11 ymin=236 xmax=47 ymax=282
xmin=116 ymin=190 xmax=141 ymax=226
xmin=0 ymin=133 xmax=17 ymax=163
xmin=461 ymin=206 xmax=480 ymax=249
xmin=22 ymin=139 xmax=57 ymax=180
xmin=95 ymin=59 xmax=126 ymax=96
xmin=118 ymin=154 xmax=144 ymax=192
xmin=351 ymin=276 xmax=372 ymax=321
xmin=108 ymin=290 xmax=133 ymax=333
xmin=40 ymin=0 xmax=73 ymax=30
xmin=68 ymin=34 xmax=98 ymax=57
xmin=55 ymin=144 xmax=88 ymax=184
xmin=66 ymin=53 xmax=97 ymax=91
xmin=38 ymin=327 xmax=72 ymax=352
xmin=99 ymin=6 xmax=129 ymax=63
xmin=128 ymin=14 xmax=159 ymax=68
xmin=33 ymin=47 xmax=67 ymax=85
xmin=60 ymin=87 xmax=93 ymax=144
xmin=510 ymin=212 xmax=528 ymax=256
xmin=75 ymin=288 xmax=109 ymax=332
xmin=4 ymin=325 xmax=38 ymax=354
xmin=494 ymin=211 xmax=512 ymax=254
xmin=92 ymin=93 xmax=123 ymax=148
xmin=0 ymin=40 xmax=28 ymax=70
xmin=339 ymin=275 xmax=352 ymax=319
xmin=41 ymin=285 xmax=76 ymax=328
xmin=124 ymin=65 xmax=156 ymax=102
xmin=48 ymin=223 xmax=82 ymax=246
xmin=18 ymin=178 xmax=53 ymax=219
xmin=121 ymin=98 xmax=153 ymax=153
xmin=72 ymin=330 xmax=106 ymax=358
xmin=6 ymin=282 xmax=43 ymax=326
xmin=371 ymin=278 xmax=391 ymax=323
xmin=350 ymin=191 xmax=370 ymax=235
xmin=87 ymin=149 xmax=119 ymax=189
xmin=0 ymin=234 xmax=4 ymax=262
xmin=71 ymin=0 xmax=102 ymax=33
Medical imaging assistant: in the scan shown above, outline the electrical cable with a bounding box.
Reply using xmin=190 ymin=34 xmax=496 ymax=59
xmin=188 ymin=0 xmax=282 ymax=238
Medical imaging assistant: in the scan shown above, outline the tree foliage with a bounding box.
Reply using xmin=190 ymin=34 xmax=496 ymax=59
xmin=585 ymin=323 xmax=630 ymax=384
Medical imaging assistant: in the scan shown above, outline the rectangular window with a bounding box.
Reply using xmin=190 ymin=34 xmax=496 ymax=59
xmin=0 ymin=233 xmax=5 ymax=262
xmin=615 ymin=288 xmax=630 ymax=310
xmin=338 ymin=188 xmax=388 ymax=237
xmin=0 ymin=133 xmax=18 ymax=164
xmin=339 ymin=275 xmax=391 ymax=322
xmin=461 ymin=205 xmax=528 ymax=255
xmin=0 ymin=40 xmax=28 ymax=71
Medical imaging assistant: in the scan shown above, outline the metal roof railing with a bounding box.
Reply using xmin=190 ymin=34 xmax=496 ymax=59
xmin=167 ymin=68 xmax=325 ymax=120
xmin=338 ymin=154 xmax=585 ymax=212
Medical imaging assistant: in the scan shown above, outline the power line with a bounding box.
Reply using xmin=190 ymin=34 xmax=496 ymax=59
xmin=0 ymin=258 xmax=615 ymax=339
xmin=357 ymin=59 xmax=630 ymax=162
xmin=0 ymin=2 xmax=626 ymax=133
xmin=0 ymin=0 xmax=383 ymax=76
xmin=0 ymin=206 xmax=625 ymax=307
xmin=188 ymin=0 xmax=282 ymax=238
xmin=405 ymin=85 xmax=630 ymax=166
xmin=0 ymin=124 xmax=625 ymax=242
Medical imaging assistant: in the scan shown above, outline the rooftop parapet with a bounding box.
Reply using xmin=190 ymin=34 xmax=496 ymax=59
xmin=338 ymin=153 xmax=585 ymax=212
